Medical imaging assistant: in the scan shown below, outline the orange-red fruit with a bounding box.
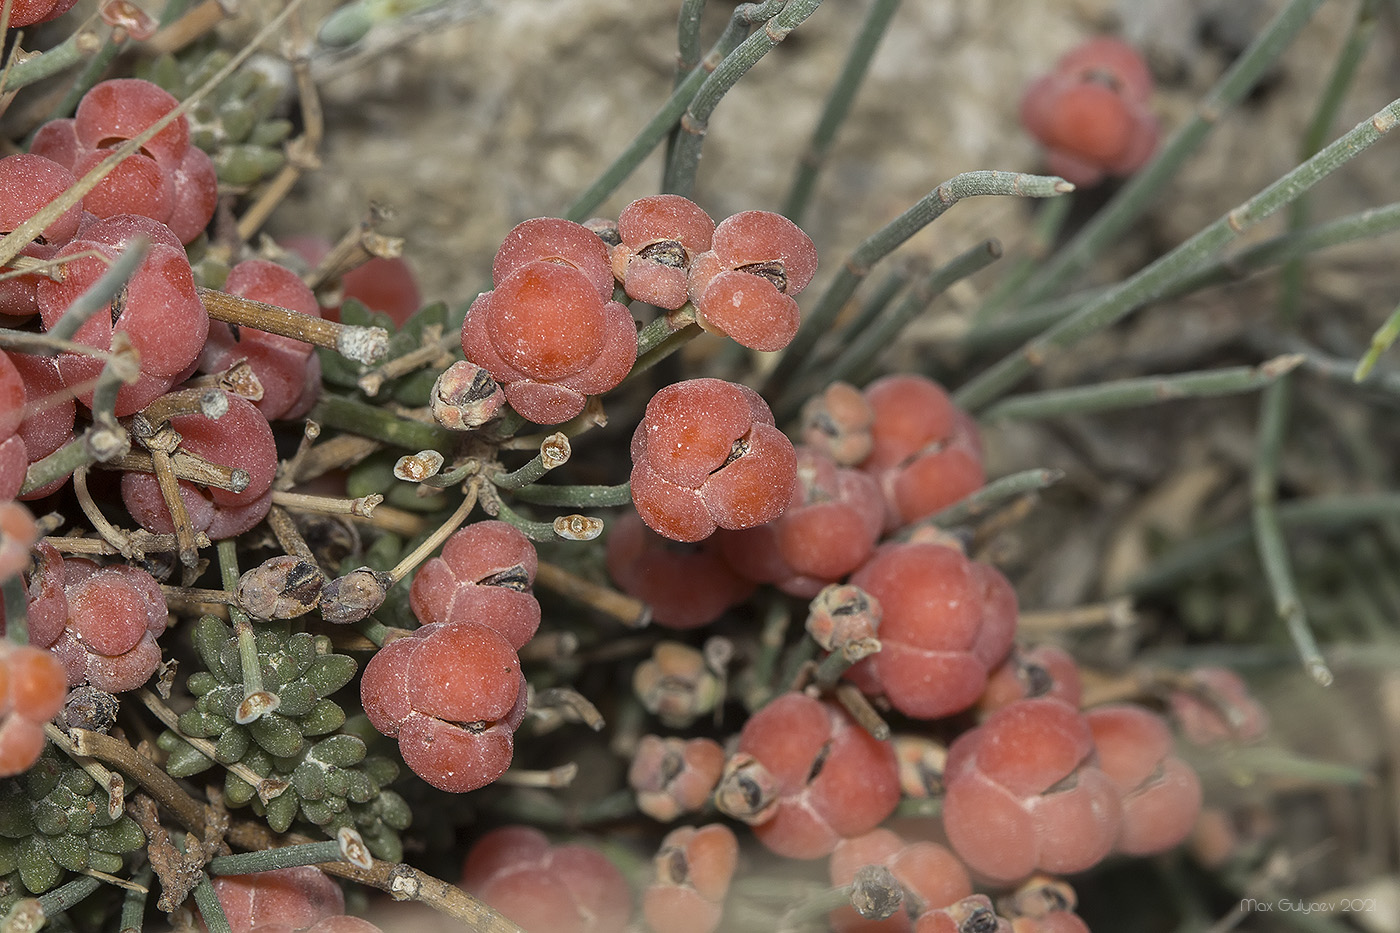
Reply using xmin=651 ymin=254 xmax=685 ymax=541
xmin=1085 ymin=704 xmax=1202 ymax=856
xmin=859 ymin=375 xmax=985 ymax=530
xmin=687 ymin=210 xmax=817 ymax=352
xmin=736 ymin=692 xmax=900 ymax=859
xmin=942 ymin=699 xmax=1121 ymax=884
xmin=612 ymin=194 xmax=715 ymax=310
xmin=462 ymin=825 xmax=633 ymax=933
xmin=606 ymin=510 xmax=755 ymax=629
xmin=642 ymin=823 xmax=739 ymax=933
xmin=408 ymin=520 xmax=541 ymax=648
xmin=630 ymin=378 xmax=797 ymax=542
xmin=1019 ymin=37 xmax=1158 ymax=187
xmin=461 ymin=260 xmax=636 ymax=424
xmin=629 ymin=735 xmax=727 ymax=821
xmin=1166 ymin=666 xmax=1269 ymax=745
xmin=210 ymin=866 xmax=345 ymax=933
xmin=829 ymin=829 xmax=973 ymax=933
xmin=978 ymin=644 xmax=1083 ymax=716
xmin=846 ymin=541 xmax=1016 ymax=720
xmin=359 ymin=621 xmax=527 ymax=792
xmin=914 ymin=895 xmax=1011 ymax=933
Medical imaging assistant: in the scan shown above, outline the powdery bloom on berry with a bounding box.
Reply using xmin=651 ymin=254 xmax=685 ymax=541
xmin=687 ymin=210 xmax=817 ymax=352
xmin=462 ymin=260 xmax=637 ymax=425
xmin=629 ymin=378 xmax=797 ymax=542
xmin=1020 ymin=37 xmax=1159 ymax=187
xmin=611 ymin=194 xmax=715 ymax=310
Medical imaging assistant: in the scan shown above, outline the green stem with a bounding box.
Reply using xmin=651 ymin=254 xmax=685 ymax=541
xmin=35 ymin=874 xmax=102 ymax=917
xmin=1251 ymin=381 xmax=1331 ymax=686
xmin=811 ymin=238 xmax=1002 ymax=400
xmin=218 ymin=539 xmax=267 ymax=703
xmin=663 ymin=0 xmax=826 ymax=197
xmin=620 ymin=319 xmax=704 ymax=389
xmin=1013 ymin=0 xmax=1327 ymax=306
xmin=42 ymin=34 xmax=123 ymax=124
xmin=954 ymin=95 xmax=1400 ymax=412
xmin=1126 ymin=493 xmax=1400 ymax=596
xmin=7 ymin=25 xmax=106 ymax=94
xmin=673 ymin=0 xmax=707 ymax=83
xmin=1356 ymin=299 xmax=1400 ymax=380
xmin=119 ymin=865 xmax=153 ymax=933
xmin=490 ymin=497 xmax=562 ymax=543
xmin=975 ymin=193 xmax=1073 ymax=320
xmin=915 ymin=467 xmax=1064 ymax=530
xmin=564 ymin=2 xmax=780 ymax=221
xmin=491 ymin=453 xmax=558 ymax=491
xmin=765 ymin=171 xmax=1071 ymax=399
xmin=192 ymin=874 xmax=233 ymax=933
xmin=508 ymin=482 xmax=632 ymax=509
xmin=1 ymin=577 xmax=26 ymax=646
xmin=782 ymin=0 xmax=902 ymax=225
xmin=981 ymin=356 xmax=1302 ymax=422
xmin=963 ymin=199 xmax=1400 ymax=352
xmin=311 ymin=394 xmax=455 ymax=451
xmin=208 ymin=840 xmax=345 ymax=875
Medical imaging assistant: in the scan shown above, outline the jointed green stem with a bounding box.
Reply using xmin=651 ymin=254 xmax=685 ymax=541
xmin=663 ymin=0 xmax=826 ymax=197
xmin=1011 ymin=0 xmax=1327 ymax=307
xmin=193 ymin=875 xmax=233 ymax=933
xmin=36 ymin=875 xmax=102 ymax=918
xmin=208 ymin=839 xmax=345 ymax=875
xmin=811 ymin=238 xmax=1002 ymax=400
xmin=954 ymin=96 xmax=1400 ymax=412
xmin=981 ymin=356 xmax=1302 ymax=422
xmin=765 ymin=171 xmax=1071 ymax=399
xmin=311 ymin=394 xmax=455 ymax=451
xmin=508 ymin=482 xmax=632 ymax=509
xmin=782 ymin=0 xmax=902 ymax=225
xmin=962 ymin=200 xmax=1400 ymax=352
xmin=119 ymin=865 xmax=153 ymax=933
xmin=565 ymin=1 xmax=783 ymax=221
xmin=673 ymin=0 xmax=707 ymax=84
xmin=975 ymin=193 xmax=1073 ymax=321
xmin=917 ymin=468 xmax=1064 ymax=531
xmin=1356 ymin=300 xmax=1400 ymax=380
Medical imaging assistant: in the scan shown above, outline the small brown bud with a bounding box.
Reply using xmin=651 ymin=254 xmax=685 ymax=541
xmin=236 ymin=555 xmax=324 ymax=619
xmin=319 ymin=568 xmax=392 ymax=624
xmin=629 ymin=735 xmax=726 ymax=822
xmin=806 ymin=583 xmax=882 ymax=654
xmin=432 ymin=361 xmax=505 ymax=430
xmin=633 ymin=642 xmax=722 ymax=728
xmin=800 ymin=382 xmax=874 ymax=467
xmin=892 ymin=735 xmax=948 ymax=799
xmin=713 ymin=753 xmax=781 ymax=825
xmin=394 ymin=449 xmax=445 ymax=482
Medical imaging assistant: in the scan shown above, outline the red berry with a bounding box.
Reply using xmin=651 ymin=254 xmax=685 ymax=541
xmin=730 ymin=692 xmax=900 ymax=859
xmin=642 ymin=824 xmax=738 ymax=933
xmin=829 ymin=829 xmax=973 ymax=933
xmin=210 ymin=866 xmax=345 ymax=933
xmin=2 ymin=0 xmax=79 ymax=27
xmin=630 ymin=378 xmax=797 ymax=542
xmin=687 ymin=210 xmax=817 ymax=351
xmin=1086 ymin=705 xmax=1202 ymax=855
xmin=462 ymin=260 xmax=637 ymax=424
xmin=978 ymin=644 xmax=1083 ymax=716
xmin=463 ymin=826 xmax=633 ymax=933
xmin=0 ymin=502 xmax=38 ymax=583
xmin=0 ymin=154 xmax=83 ymax=246
xmin=492 ymin=217 xmax=616 ymax=303
xmin=611 ymin=195 xmax=715 ymax=310
xmin=1020 ymin=37 xmax=1158 ymax=187
xmin=628 ymin=735 xmax=727 ymax=821
xmin=606 ymin=510 xmax=754 ymax=629
xmin=74 ymin=78 xmax=190 ymax=170
xmin=408 ymin=520 xmax=540 ymax=649
xmin=360 ymin=621 xmax=527 ymax=792
xmin=846 ymin=541 xmax=1016 ymax=720
xmin=46 ymin=558 xmax=167 ymax=692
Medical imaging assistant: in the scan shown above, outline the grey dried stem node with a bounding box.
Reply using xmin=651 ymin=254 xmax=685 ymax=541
xmin=851 ymin=864 xmax=903 ymax=921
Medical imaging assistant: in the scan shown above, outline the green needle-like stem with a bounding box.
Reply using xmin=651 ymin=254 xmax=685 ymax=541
xmin=565 ymin=1 xmax=783 ymax=221
xmin=916 ymin=467 xmax=1064 ymax=531
xmin=43 ymin=237 xmax=150 ymax=343
xmin=1012 ymin=0 xmax=1327 ymax=307
xmin=311 ymin=394 xmax=455 ymax=451
xmin=816 ymin=238 xmax=1002 ymax=397
xmin=981 ymin=356 xmax=1302 ymax=422
xmin=508 ymin=482 xmax=632 ymax=509
xmin=208 ymin=839 xmax=345 ymax=875
xmin=954 ymin=96 xmax=1400 ymax=412
xmin=1 ymin=577 xmax=26 ymax=647
xmin=193 ymin=875 xmax=233 ymax=933
xmin=782 ymin=0 xmax=901 ymax=225
xmin=36 ymin=875 xmax=102 ymax=918
xmin=119 ymin=865 xmax=153 ymax=933
xmin=765 ymin=171 xmax=1071 ymax=399
xmin=975 ymin=193 xmax=1073 ymax=321
xmin=663 ymin=0 xmax=826 ymax=197
xmin=1356 ymin=300 xmax=1400 ymax=381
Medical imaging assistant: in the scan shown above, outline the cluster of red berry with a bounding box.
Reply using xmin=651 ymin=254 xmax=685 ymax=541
xmin=360 ymin=521 xmax=538 ymax=792
xmin=0 ymin=641 xmax=67 ymax=777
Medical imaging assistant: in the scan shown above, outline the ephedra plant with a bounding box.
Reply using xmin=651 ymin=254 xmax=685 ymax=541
xmin=1 ymin=0 xmax=1399 ymax=931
